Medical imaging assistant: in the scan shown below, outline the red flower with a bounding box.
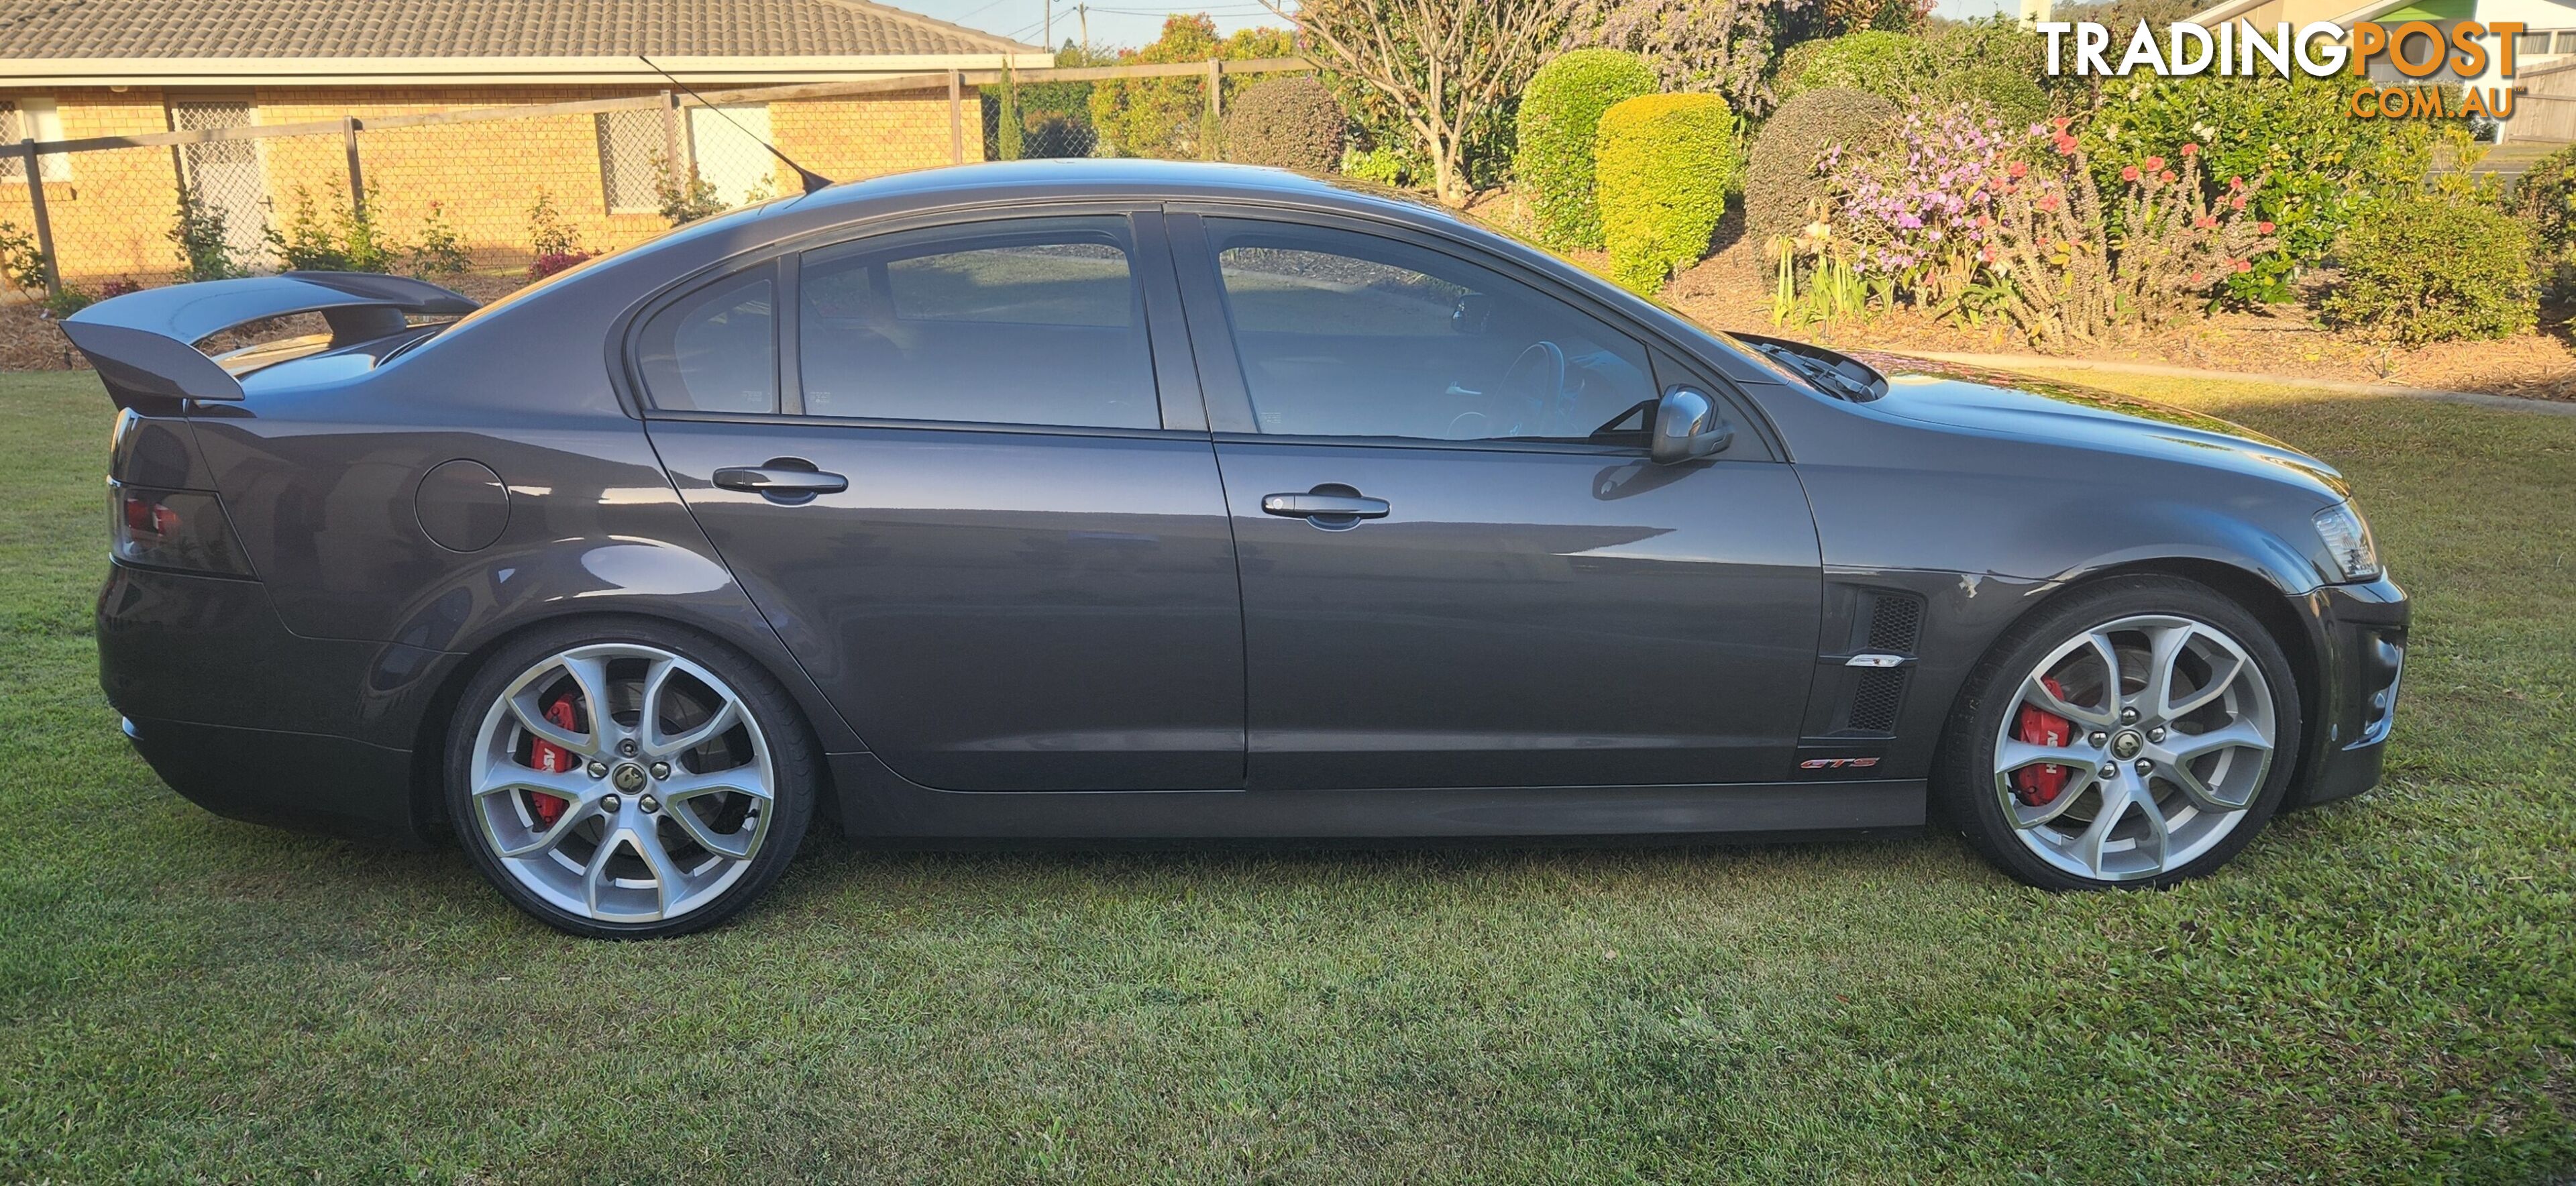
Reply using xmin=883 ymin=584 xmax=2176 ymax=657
xmin=2190 ymin=271 xmax=2205 ymax=283
xmin=2051 ymin=115 xmax=2072 ymax=132
xmin=2053 ymin=135 xmax=2079 ymax=156
xmin=2180 ymin=143 xmax=2200 ymax=157
xmin=2233 ymin=259 xmax=2252 ymax=273
xmin=2229 ymin=176 xmax=2246 ymax=191
xmin=2160 ymin=170 xmax=2177 ymax=184
xmin=2122 ymin=165 xmax=2141 ymax=181
xmin=2145 ymin=155 xmax=2166 ymax=171
xmin=2194 ymin=215 xmax=2217 ymax=229
xmin=2257 ymin=220 xmax=2275 ymax=233
xmin=2039 ymin=193 xmax=2062 ymax=211
xmin=2230 ymin=195 xmax=2247 ymax=210
xmin=2008 ymin=160 xmax=2029 ymax=178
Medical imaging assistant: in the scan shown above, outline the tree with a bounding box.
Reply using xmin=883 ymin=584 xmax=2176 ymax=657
xmin=1090 ymin=16 xmax=1296 ymax=160
xmin=1273 ymin=0 xmax=1574 ymax=205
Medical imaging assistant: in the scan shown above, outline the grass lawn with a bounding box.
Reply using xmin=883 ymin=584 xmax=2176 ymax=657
xmin=1 ymin=366 xmax=2569 ymax=1183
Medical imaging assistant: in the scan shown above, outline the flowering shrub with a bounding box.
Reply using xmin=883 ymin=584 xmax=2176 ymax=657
xmin=1822 ymin=105 xmax=2021 ymax=314
xmin=527 ymin=251 xmax=598 ymax=282
xmin=1981 ymin=123 xmax=2279 ymax=350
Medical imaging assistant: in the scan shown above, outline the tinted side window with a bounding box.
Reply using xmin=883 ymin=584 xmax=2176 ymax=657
xmin=1204 ymin=218 xmax=1655 ymax=443
xmin=798 ymin=217 xmax=1159 ymax=429
xmin=636 ymin=269 xmax=776 ymax=414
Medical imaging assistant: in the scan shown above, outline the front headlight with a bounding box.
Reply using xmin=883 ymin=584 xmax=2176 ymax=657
xmin=2312 ymin=501 xmax=2381 ymax=582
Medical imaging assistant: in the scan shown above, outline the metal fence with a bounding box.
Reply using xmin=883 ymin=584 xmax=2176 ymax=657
xmin=1 ymin=57 xmax=1309 ymax=297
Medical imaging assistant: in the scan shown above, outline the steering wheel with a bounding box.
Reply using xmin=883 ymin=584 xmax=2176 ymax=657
xmin=1498 ymin=340 xmax=1570 ymax=437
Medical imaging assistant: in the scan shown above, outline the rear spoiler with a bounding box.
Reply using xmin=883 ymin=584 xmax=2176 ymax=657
xmin=60 ymin=272 xmax=479 ymax=404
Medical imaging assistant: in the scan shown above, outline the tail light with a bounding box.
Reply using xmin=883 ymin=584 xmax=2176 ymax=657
xmin=110 ymin=483 xmax=253 ymax=576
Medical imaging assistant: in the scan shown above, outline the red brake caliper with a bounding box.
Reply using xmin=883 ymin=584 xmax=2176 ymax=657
xmin=2012 ymin=676 xmax=2074 ymax=807
xmin=525 ymin=694 xmax=579 ymax=827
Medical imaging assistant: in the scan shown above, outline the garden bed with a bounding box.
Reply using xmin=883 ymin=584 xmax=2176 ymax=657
xmin=1663 ymin=237 xmax=2576 ymax=402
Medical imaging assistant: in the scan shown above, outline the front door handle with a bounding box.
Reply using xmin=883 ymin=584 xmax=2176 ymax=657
xmin=1261 ymin=490 xmax=1390 ymax=521
xmin=713 ymin=460 xmax=848 ymax=499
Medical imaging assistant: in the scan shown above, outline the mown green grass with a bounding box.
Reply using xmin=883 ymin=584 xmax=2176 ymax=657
xmin=0 ymin=368 xmax=2569 ymax=1183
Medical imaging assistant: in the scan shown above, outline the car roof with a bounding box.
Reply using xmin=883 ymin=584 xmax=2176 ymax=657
xmin=781 ymin=158 xmax=1424 ymax=217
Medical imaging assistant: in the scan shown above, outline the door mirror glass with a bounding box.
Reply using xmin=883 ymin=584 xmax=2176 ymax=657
xmin=1651 ymin=386 xmax=1732 ymax=466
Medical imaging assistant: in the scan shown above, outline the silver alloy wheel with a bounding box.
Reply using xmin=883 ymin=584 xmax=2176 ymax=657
xmin=469 ymin=643 xmax=774 ymax=923
xmin=1992 ymin=613 xmax=2277 ymax=881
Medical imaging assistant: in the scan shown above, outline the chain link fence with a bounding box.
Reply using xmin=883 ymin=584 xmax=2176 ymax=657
xmin=3 ymin=58 xmax=1305 ymax=300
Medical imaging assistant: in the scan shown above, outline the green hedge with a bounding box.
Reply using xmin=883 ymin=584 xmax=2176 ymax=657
xmin=1921 ymin=66 xmax=2047 ymax=126
xmin=2320 ymin=196 xmax=2536 ymax=346
xmin=1595 ymin=93 xmax=1740 ymax=294
xmin=1515 ymin=49 xmax=1660 ymax=251
xmin=1741 ymin=87 xmax=1898 ymax=244
xmin=1224 ymin=76 xmax=1348 ymax=174
xmin=2510 ymin=144 xmax=2576 ymax=297
xmin=1776 ymin=32 xmax=1933 ymax=105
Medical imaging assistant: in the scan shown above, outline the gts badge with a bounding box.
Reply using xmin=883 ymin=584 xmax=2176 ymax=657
xmin=1798 ymin=756 xmax=1882 ymax=771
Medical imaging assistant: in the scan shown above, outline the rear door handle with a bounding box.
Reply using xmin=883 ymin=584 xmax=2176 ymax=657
xmin=713 ymin=462 xmax=848 ymax=498
xmin=1261 ymin=492 xmax=1390 ymax=520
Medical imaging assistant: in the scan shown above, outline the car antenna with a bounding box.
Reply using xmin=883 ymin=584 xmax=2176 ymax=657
xmin=637 ymin=55 xmax=835 ymax=195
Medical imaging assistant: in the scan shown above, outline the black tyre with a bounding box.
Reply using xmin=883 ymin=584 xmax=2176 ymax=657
xmin=1935 ymin=575 xmax=2302 ymax=890
xmin=444 ymin=617 xmax=816 ymax=938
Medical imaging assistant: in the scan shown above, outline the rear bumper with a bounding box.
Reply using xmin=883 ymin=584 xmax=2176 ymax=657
xmin=2287 ymin=574 xmax=2410 ymax=809
xmin=98 ymin=561 xmax=458 ymax=845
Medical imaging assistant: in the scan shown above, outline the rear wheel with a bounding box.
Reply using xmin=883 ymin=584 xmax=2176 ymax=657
xmin=1936 ymin=576 xmax=2301 ymax=889
xmin=445 ymin=620 xmax=814 ymax=937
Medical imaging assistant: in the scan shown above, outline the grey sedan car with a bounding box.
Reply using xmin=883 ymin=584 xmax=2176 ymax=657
xmin=68 ymin=160 xmax=2407 ymax=937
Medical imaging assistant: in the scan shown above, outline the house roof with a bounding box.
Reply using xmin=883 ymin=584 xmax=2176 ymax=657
xmin=0 ymin=0 xmax=1046 ymax=85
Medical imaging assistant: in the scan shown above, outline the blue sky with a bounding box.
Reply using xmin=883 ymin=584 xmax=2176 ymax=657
xmin=906 ymin=0 xmax=2021 ymax=53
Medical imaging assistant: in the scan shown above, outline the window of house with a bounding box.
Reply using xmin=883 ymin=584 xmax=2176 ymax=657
xmin=2516 ymin=30 xmax=2553 ymax=56
xmin=596 ymin=109 xmax=663 ymax=214
xmin=0 ymin=99 xmax=72 ymax=182
xmin=2555 ymin=30 xmax=2576 ymax=53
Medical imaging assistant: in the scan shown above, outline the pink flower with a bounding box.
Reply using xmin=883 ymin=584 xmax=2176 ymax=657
xmin=2122 ymin=165 xmax=2141 ymax=182
xmin=2233 ymin=259 xmax=2252 ymax=273
xmin=2230 ymin=195 xmax=2247 ymax=210
xmin=2145 ymin=156 xmax=2166 ymax=171
xmin=2008 ymin=160 xmax=2029 ymax=178
xmin=2160 ymin=170 xmax=2177 ymax=184
xmin=2194 ymin=215 xmax=2217 ymax=229
xmin=2257 ymin=221 xmax=2275 ymax=233
xmin=2229 ymin=176 xmax=2247 ymax=191
xmin=2038 ymin=193 xmax=2061 ymax=211
xmin=2190 ymin=271 xmax=2205 ymax=283
xmin=2180 ymin=143 xmax=2200 ymax=157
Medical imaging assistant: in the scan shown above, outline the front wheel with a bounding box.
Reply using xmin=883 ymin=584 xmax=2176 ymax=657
xmin=1935 ymin=576 xmax=2302 ymax=889
xmin=444 ymin=620 xmax=816 ymax=937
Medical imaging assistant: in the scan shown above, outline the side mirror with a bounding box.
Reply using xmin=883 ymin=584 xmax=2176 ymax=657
xmin=1450 ymin=293 xmax=1492 ymax=335
xmin=1651 ymin=386 xmax=1733 ymax=466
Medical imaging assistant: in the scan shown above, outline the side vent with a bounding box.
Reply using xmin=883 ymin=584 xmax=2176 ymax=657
xmin=1832 ymin=588 xmax=1926 ymax=736
xmin=1846 ymin=669 xmax=1907 ymax=732
xmin=1866 ymin=593 xmax=1923 ymax=654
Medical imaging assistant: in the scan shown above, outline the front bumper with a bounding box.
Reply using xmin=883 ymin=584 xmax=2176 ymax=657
xmin=2286 ymin=574 xmax=2410 ymax=809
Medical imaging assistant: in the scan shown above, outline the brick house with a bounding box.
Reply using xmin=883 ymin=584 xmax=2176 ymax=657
xmin=0 ymin=0 xmax=1046 ymax=284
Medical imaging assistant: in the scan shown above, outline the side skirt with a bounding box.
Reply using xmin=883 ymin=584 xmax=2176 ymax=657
xmin=828 ymin=753 xmax=1925 ymax=843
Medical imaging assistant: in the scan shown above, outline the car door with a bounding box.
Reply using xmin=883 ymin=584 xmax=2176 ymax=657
xmin=639 ymin=209 xmax=1246 ymax=792
xmin=1167 ymin=209 xmax=1822 ymax=791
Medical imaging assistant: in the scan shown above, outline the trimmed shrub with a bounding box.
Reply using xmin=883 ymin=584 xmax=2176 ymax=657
xmin=1921 ymin=66 xmax=2048 ymax=126
xmin=1515 ymin=49 xmax=1660 ymax=250
xmin=1776 ymin=32 xmax=1933 ymax=104
xmin=2510 ymin=144 xmax=2576 ymax=297
xmin=1742 ymin=86 xmax=1898 ymax=244
xmin=1224 ymin=76 xmax=1348 ymax=174
xmin=2320 ymin=197 xmax=2536 ymax=347
xmin=1595 ymin=93 xmax=1741 ymax=294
